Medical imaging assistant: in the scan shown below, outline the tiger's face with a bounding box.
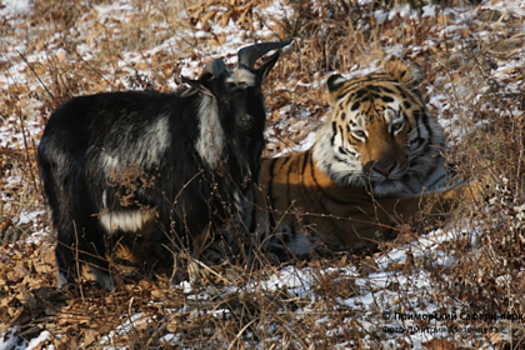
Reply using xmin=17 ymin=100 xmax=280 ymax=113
xmin=312 ymin=63 xmax=445 ymax=197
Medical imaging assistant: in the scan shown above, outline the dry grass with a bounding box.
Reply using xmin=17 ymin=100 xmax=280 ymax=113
xmin=1 ymin=0 xmax=525 ymax=348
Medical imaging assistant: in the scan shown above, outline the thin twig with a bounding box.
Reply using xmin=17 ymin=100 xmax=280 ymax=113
xmin=16 ymin=50 xmax=55 ymax=103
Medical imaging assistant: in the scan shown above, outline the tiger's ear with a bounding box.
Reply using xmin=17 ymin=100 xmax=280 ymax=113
xmin=400 ymin=63 xmax=423 ymax=93
xmin=326 ymin=74 xmax=347 ymax=105
xmin=385 ymin=61 xmax=423 ymax=97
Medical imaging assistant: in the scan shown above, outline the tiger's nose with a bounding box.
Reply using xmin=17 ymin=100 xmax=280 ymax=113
xmin=374 ymin=161 xmax=396 ymax=176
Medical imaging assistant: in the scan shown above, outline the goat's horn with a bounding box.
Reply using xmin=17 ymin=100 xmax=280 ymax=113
xmin=238 ymin=38 xmax=293 ymax=69
xmin=199 ymin=58 xmax=227 ymax=80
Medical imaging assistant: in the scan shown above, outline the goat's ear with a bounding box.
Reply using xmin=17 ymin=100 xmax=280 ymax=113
xmin=256 ymin=51 xmax=280 ymax=83
xmin=181 ymin=77 xmax=215 ymax=98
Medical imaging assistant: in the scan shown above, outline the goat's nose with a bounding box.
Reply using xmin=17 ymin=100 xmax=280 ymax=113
xmin=374 ymin=162 xmax=396 ymax=176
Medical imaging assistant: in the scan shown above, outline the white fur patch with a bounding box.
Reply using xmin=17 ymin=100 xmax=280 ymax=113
xmin=99 ymin=210 xmax=153 ymax=233
xmin=226 ymin=68 xmax=256 ymax=86
xmin=100 ymin=153 xmax=120 ymax=172
xmin=137 ymin=117 xmax=170 ymax=168
xmin=102 ymin=190 xmax=108 ymax=209
xmin=196 ymin=96 xmax=225 ymax=167
xmin=100 ymin=117 xmax=171 ymax=172
xmin=57 ymin=270 xmax=67 ymax=290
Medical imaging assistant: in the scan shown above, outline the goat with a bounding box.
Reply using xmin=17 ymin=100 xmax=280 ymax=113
xmin=38 ymin=39 xmax=292 ymax=290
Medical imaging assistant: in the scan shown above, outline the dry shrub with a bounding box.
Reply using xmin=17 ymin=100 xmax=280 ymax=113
xmin=287 ymin=1 xmax=373 ymax=74
xmin=188 ymin=0 xmax=274 ymax=30
xmin=406 ymin=33 xmax=525 ymax=344
xmin=28 ymin=0 xmax=89 ymax=31
xmin=437 ymin=78 xmax=525 ymax=328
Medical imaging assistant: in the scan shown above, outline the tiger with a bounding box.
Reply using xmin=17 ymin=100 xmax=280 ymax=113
xmin=248 ymin=62 xmax=478 ymax=258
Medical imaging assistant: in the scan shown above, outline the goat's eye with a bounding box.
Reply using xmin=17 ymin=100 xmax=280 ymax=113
xmin=353 ymin=130 xmax=366 ymax=139
xmin=392 ymin=122 xmax=404 ymax=133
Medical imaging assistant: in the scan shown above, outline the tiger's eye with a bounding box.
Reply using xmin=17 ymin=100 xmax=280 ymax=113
xmin=353 ymin=130 xmax=366 ymax=138
xmin=392 ymin=122 xmax=404 ymax=132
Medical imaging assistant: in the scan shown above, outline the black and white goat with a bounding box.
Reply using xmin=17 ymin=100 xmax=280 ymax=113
xmin=38 ymin=39 xmax=292 ymax=290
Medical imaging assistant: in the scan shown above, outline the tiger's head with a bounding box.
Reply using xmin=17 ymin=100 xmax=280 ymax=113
xmin=312 ymin=62 xmax=445 ymax=197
